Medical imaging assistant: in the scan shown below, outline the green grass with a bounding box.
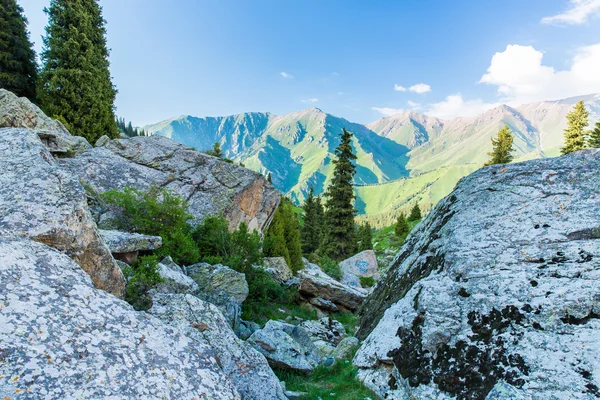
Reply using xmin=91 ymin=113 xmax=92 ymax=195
xmin=331 ymin=312 xmax=360 ymax=336
xmin=242 ymin=299 xmax=318 ymax=326
xmin=275 ymin=361 xmax=375 ymax=400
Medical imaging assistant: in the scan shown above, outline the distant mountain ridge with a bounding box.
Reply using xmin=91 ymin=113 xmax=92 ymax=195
xmin=145 ymin=94 xmax=600 ymax=227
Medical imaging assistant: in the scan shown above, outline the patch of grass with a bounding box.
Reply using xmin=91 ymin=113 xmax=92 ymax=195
xmin=275 ymin=360 xmax=375 ymax=400
xmin=359 ymin=276 xmax=376 ymax=288
xmin=319 ymin=256 xmax=343 ymax=281
xmin=331 ymin=312 xmax=360 ymax=336
xmin=372 ymin=219 xmax=421 ymax=255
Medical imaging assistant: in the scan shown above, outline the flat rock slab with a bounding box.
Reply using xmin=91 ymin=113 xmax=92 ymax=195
xmin=59 ymin=135 xmax=280 ymax=232
xmin=99 ymin=229 xmax=162 ymax=253
xmin=355 ymin=149 xmax=600 ymax=400
xmin=0 ymin=235 xmax=240 ymax=399
xmin=0 ymin=128 xmax=124 ymax=296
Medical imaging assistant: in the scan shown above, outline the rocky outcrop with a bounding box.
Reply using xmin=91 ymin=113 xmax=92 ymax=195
xmin=333 ymin=336 xmax=360 ymax=360
xmin=149 ymin=293 xmax=287 ymax=400
xmin=59 ymin=135 xmax=280 ymax=232
xmin=299 ymin=317 xmax=347 ymax=356
xmin=339 ymin=250 xmax=379 ymax=288
xmin=298 ymin=259 xmax=367 ymax=312
xmin=354 ymin=150 xmax=600 ymax=400
xmin=99 ymin=229 xmax=162 ymax=264
xmin=248 ymin=320 xmax=321 ymax=373
xmin=0 ymin=235 xmax=240 ymax=399
xmin=187 ymin=262 xmax=249 ymax=332
xmin=262 ymin=256 xmax=294 ymax=283
xmin=154 ymin=256 xmax=199 ymax=294
xmin=0 ymin=128 xmax=124 ymax=296
xmin=0 ymin=89 xmax=91 ymax=155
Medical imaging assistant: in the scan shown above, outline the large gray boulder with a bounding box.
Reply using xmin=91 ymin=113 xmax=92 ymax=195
xmin=262 ymin=256 xmax=294 ymax=283
xmin=149 ymin=293 xmax=287 ymax=400
xmin=248 ymin=320 xmax=321 ymax=373
xmin=298 ymin=259 xmax=367 ymax=311
xmin=0 ymin=128 xmax=124 ymax=296
xmin=59 ymin=134 xmax=280 ymax=233
xmin=187 ymin=262 xmax=249 ymax=332
xmin=299 ymin=317 xmax=347 ymax=356
xmin=98 ymin=229 xmax=163 ymax=264
xmin=339 ymin=250 xmax=380 ymax=288
xmin=354 ymin=150 xmax=600 ymax=400
xmin=0 ymin=235 xmax=240 ymax=399
xmin=153 ymin=256 xmax=199 ymax=294
xmin=0 ymin=89 xmax=91 ymax=155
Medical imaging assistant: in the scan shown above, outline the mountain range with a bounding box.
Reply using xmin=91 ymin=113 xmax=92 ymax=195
xmin=144 ymin=93 xmax=600 ymax=227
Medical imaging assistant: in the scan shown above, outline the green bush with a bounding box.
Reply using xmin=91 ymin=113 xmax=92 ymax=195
xmin=319 ymin=256 xmax=343 ymax=281
xmin=122 ymin=255 xmax=163 ymax=311
xmin=100 ymin=186 xmax=199 ymax=265
xmin=242 ymin=268 xmax=299 ymax=324
xmin=359 ymin=276 xmax=376 ymax=288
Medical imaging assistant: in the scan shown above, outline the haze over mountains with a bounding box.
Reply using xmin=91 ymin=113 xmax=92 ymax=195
xmin=145 ymin=93 xmax=600 ymax=227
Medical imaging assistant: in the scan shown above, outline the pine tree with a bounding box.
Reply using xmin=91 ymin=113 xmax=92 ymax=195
xmin=263 ymin=203 xmax=290 ymax=264
xmin=357 ymin=222 xmax=373 ymax=252
xmin=281 ymin=198 xmax=303 ymax=272
xmin=561 ymin=101 xmax=589 ymax=155
xmin=588 ymin=121 xmax=600 ymax=149
xmin=38 ymin=0 xmax=118 ymax=143
xmin=394 ymin=214 xmax=409 ymax=237
xmin=321 ymin=128 xmax=357 ymax=261
xmin=408 ymin=203 xmax=422 ymax=222
xmin=301 ymin=186 xmax=322 ymax=255
xmin=266 ymin=172 xmax=272 ymax=183
xmin=0 ymin=0 xmax=38 ymax=100
xmin=484 ymin=125 xmax=516 ymax=166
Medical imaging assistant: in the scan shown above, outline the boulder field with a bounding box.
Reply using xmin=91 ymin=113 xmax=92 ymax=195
xmin=355 ymin=149 xmax=600 ymax=400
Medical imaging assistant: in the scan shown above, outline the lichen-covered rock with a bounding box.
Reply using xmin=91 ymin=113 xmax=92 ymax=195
xmin=339 ymin=250 xmax=379 ymax=288
xmin=148 ymin=293 xmax=287 ymax=400
xmin=187 ymin=263 xmax=249 ymax=332
xmin=0 ymin=128 xmax=124 ymax=296
xmin=154 ymin=256 xmax=199 ymax=294
xmin=298 ymin=259 xmax=367 ymax=311
xmin=333 ymin=336 xmax=360 ymax=360
xmin=58 ymin=135 xmax=280 ymax=232
xmin=98 ymin=229 xmax=162 ymax=253
xmin=248 ymin=320 xmax=321 ymax=373
xmin=0 ymin=235 xmax=240 ymax=399
xmin=262 ymin=257 xmax=294 ymax=283
xmin=309 ymin=297 xmax=339 ymax=312
xmin=354 ymin=150 xmax=600 ymax=400
xmin=299 ymin=318 xmax=347 ymax=356
xmin=0 ymin=89 xmax=91 ymax=155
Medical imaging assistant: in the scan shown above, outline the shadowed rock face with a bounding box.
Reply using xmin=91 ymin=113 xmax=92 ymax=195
xmin=354 ymin=149 xmax=600 ymax=400
xmin=59 ymin=135 xmax=280 ymax=233
xmin=0 ymin=128 xmax=124 ymax=296
xmin=0 ymin=235 xmax=240 ymax=399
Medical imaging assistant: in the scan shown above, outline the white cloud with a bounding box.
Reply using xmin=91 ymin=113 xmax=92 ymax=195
xmin=542 ymin=0 xmax=600 ymax=25
xmin=394 ymin=84 xmax=407 ymax=92
xmin=280 ymin=72 xmax=294 ymax=79
xmin=426 ymin=95 xmax=499 ymax=119
xmin=372 ymin=107 xmax=404 ymax=116
xmin=409 ymin=83 xmax=431 ymax=94
xmin=479 ymin=43 xmax=600 ymax=104
xmin=301 ymin=98 xmax=319 ymax=103
xmin=407 ymin=100 xmax=421 ymax=108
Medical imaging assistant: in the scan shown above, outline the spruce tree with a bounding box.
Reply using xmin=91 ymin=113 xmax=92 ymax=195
xmin=266 ymin=172 xmax=272 ymax=183
xmin=394 ymin=214 xmax=409 ymax=237
xmin=301 ymin=186 xmax=322 ymax=255
xmin=264 ymin=203 xmax=290 ymax=265
xmin=408 ymin=203 xmax=422 ymax=222
xmin=588 ymin=121 xmax=600 ymax=149
xmin=357 ymin=222 xmax=373 ymax=252
xmin=484 ymin=125 xmax=516 ymax=166
xmin=561 ymin=101 xmax=589 ymax=155
xmin=321 ymin=128 xmax=357 ymax=261
xmin=0 ymin=0 xmax=38 ymax=100
xmin=281 ymin=198 xmax=303 ymax=272
xmin=38 ymin=0 xmax=118 ymax=143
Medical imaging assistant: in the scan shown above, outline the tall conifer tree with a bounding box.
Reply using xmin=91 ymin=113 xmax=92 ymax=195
xmin=588 ymin=121 xmax=600 ymax=149
xmin=484 ymin=125 xmax=516 ymax=166
xmin=561 ymin=101 xmax=589 ymax=155
xmin=357 ymin=222 xmax=373 ymax=252
xmin=301 ymin=186 xmax=322 ymax=255
xmin=0 ymin=0 xmax=38 ymax=100
xmin=321 ymin=128 xmax=357 ymax=261
xmin=395 ymin=213 xmax=409 ymax=237
xmin=38 ymin=0 xmax=118 ymax=143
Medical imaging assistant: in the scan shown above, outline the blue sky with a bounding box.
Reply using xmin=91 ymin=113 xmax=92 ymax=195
xmin=18 ymin=0 xmax=600 ymax=126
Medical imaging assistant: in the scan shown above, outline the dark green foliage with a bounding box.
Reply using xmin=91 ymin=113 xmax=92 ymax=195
xmin=408 ymin=203 xmax=422 ymax=222
xmin=301 ymin=187 xmax=324 ymax=255
xmin=192 ymin=216 xmax=262 ymax=273
xmin=116 ymin=117 xmax=145 ymax=137
xmin=100 ymin=186 xmax=199 ymax=265
xmin=242 ymin=267 xmax=300 ymax=324
xmin=122 ymin=255 xmax=162 ymax=311
xmin=0 ymin=0 xmax=38 ymax=100
xmin=38 ymin=0 xmax=118 ymax=143
xmin=561 ymin=100 xmax=589 ymax=155
xmin=322 ymin=128 xmax=358 ymax=261
xmin=484 ymin=125 xmax=515 ymax=166
xmin=395 ymin=213 xmax=410 ymax=237
xmin=264 ymin=198 xmax=304 ymax=272
xmin=359 ymin=276 xmax=376 ymax=288
xmin=319 ymin=255 xmax=342 ymax=281
xmin=589 ymin=121 xmax=600 ymax=149
xmin=266 ymin=172 xmax=272 ymax=183
xmin=205 ymin=142 xmax=223 ymax=158
xmin=357 ymin=222 xmax=373 ymax=252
